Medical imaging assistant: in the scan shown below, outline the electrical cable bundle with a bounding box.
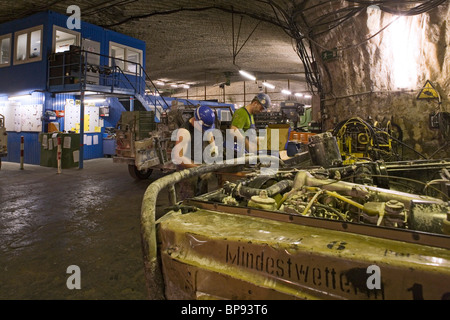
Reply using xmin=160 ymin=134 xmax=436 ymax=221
xmin=301 ymin=0 xmax=447 ymax=37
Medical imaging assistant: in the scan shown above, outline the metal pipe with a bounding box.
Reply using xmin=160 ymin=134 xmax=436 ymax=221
xmin=237 ymin=179 xmax=294 ymax=198
xmin=323 ymin=190 xmax=365 ymax=211
xmin=140 ymin=155 xmax=281 ymax=300
xmin=293 ymin=170 xmax=446 ymax=209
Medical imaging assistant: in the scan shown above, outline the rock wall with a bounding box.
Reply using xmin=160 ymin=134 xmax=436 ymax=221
xmin=307 ymin=1 xmax=449 ymax=159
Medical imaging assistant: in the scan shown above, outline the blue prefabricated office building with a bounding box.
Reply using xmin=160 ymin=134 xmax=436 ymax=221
xmin=0 ymin=10 xmax=234 ymax=168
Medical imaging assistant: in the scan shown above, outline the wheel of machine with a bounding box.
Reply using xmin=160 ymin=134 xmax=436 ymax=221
xmin=128 ymin=164 xmax=153 ymax=180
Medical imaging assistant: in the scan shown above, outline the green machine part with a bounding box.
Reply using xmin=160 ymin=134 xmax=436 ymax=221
xmin=298 ymin=107 xmax=312 ymax=130
xmin=119 ymin=111 xmax=157 ymax=141
xmin=39 ymin=133 xmax=80 ymax=169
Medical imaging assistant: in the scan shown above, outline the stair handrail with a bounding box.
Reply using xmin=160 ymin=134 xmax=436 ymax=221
xmin=113 ymin=67 xmax=164 ymax=121
xmin=102 ymin=51 xmax=170 ymax=118
xmin=48 ymin=49 xmax=170 ymax=119
xmin=138 ymin=65 xmax=170 ymax=110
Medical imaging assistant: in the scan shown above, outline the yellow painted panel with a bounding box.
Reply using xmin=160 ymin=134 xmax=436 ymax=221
xmin=159 ymin=210 xmax=450 ymax=300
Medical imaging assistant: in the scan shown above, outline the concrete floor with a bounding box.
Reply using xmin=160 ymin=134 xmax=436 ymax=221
xmin=0 ymin=158 xmax=171 ymax=300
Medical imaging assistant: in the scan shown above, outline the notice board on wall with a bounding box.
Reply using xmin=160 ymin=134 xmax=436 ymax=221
xmin=0 ymin=102 xmax=43 ymax=132
xmin=64 ymin=99 xmax=101 ymax=133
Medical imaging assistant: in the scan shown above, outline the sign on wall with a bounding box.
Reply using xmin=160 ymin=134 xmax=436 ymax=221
xmin=64 ymin=99 xmax=101 ymax=133
xmin=0 ymin=102 xmax=43 ymax=132
xmin=417 ymin=80 xmax=440 ymax=100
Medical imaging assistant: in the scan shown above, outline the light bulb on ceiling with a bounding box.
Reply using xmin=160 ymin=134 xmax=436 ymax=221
xmin=263 ymin=82 xmax=275 ymax=89
xmin=239 ymin=70 xmax=256 ymax=81
xmin=282 ymin=90 xmax=292 ymax=95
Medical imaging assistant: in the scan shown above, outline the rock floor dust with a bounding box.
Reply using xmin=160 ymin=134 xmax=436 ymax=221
xmin=0 ymin=158 xmax=171 ymax=300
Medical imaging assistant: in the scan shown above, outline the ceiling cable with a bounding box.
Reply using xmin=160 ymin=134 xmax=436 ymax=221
xmin=300 ymin=0 xmax=447 ymax=52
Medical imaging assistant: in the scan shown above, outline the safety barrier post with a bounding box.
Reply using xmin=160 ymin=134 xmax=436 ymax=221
xmin=130 ymin=96 xmax=134 ymax=111
xmin=57 ymin=136 xmax=62 ymax=174
xmin=20 ymin=136 xmax=24 ymax=170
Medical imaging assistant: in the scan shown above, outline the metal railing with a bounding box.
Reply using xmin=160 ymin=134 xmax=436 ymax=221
xmin=47 ymin=48 xmax=170 ymax=119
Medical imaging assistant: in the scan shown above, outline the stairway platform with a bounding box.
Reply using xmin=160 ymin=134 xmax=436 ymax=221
xmin=48 ymin=84 xmax=136 ymax=97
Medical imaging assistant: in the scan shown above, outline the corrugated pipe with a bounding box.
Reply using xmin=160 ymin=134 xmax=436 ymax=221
xmin=140 ymin=155 xmax=283 ymax=300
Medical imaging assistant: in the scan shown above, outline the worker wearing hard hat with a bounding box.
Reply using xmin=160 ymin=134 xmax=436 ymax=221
xmin=229 ymin=92 xmax=271 ymax=153
xmin=175 ymin=105 xmax=216 ymax=169
xmin=173 ymin=105 xmax=217 ymax=199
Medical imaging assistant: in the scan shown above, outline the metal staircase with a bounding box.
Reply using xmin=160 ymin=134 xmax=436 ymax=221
xmin=48 ymin=48 xmax=171 ymax=122
xmin=115 ymin=63 xmax=170 ymax=122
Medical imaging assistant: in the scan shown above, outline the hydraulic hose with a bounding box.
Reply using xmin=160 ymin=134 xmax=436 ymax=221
xmin=237 ymin=179 xmax=294 ymax=199
xmin=140 ymin=154 xmax=282 ymax=300
xmin=302 ymin=188 xmax=325 ymax=216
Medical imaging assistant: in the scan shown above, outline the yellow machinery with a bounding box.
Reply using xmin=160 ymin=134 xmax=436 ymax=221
xmin=333 ymin=117 xmax=398 ymax=164
xmin=140 ymin=153 xmax=450 ymax=300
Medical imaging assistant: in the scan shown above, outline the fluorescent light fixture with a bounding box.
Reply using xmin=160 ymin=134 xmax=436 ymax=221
xmin=295 ymin=93 xmax=303 ymax=97
xmin=304 ymin=94 xmax=312 ymax=98
xmin=263 ymin=82 xmax=275 ymax=89
xmin=182 ymin=84 xmax=190 ymax=89
xmin=171 ymin=84 xmax=178 ymax=88
xmin=156 ymin=81 xmax=165 ymax=86
xmin=85 ymin=91 xmax=101 ymax=96
xmin=239 ymin=70 xmax=256 ymax=81
xmin=8 ymin=94 xmax=31 ymax=101
xmin=86 ymin=98 xmax=106 ymax=103
xmin=282 ymin=90 xmax=292 ymax=95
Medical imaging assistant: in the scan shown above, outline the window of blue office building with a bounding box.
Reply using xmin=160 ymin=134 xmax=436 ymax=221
xmin=0 ymin=10 xmax=161 ymax=168
xmin=0 ymin=34 xmax=11 ymax=67
xmin=0 ymin=10 xmax=232 ymax=169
